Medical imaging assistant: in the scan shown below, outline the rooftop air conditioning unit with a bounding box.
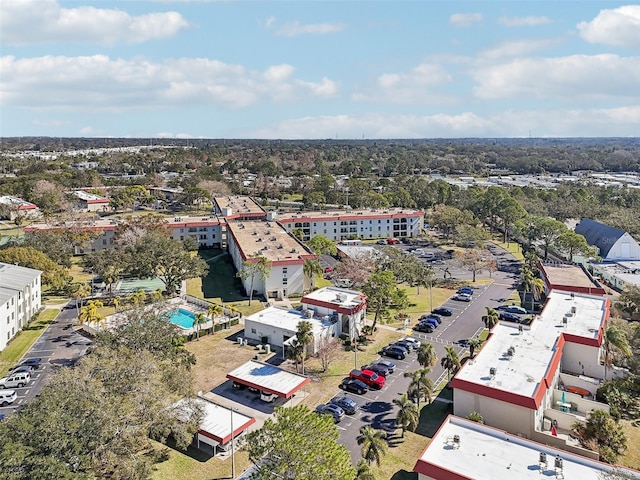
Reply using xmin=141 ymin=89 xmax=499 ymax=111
xmin=489 ymin=367 xmax=497 ymax=377
xmin=571 ymin=306 xmax=577 ymax=314
xmin=562 ymin=317 xmax=568 ymax=326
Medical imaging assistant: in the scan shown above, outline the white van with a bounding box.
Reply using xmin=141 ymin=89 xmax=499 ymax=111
xmin=260 ymin=391 xmax=277 ymax=403
xmin=0 ymin=390 xmax=17 ymax=406
xmin=0 ymin=371 xmax=31 ymax=389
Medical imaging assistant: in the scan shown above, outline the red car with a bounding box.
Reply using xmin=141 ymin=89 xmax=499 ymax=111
xmin=323 ymin=266 xmax=334 ymax=274
xmin=386 ymin=238 xmax=400 ymax=244
xmin=349 ymin=369 xmax=385 ymax=389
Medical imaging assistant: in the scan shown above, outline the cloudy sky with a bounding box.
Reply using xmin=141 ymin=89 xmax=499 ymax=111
xmin=1 ymin=0 xmax=639 ymax=139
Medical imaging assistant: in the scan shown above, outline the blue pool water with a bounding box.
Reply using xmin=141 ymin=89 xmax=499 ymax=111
xmin=168 ymin=308 xmax=197 ymax=329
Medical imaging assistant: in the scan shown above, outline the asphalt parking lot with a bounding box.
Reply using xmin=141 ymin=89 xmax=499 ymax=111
xmin=336 ymin=241 xmax=522 ymax=463
xmin=0 ymin=304 xmax=91 ymax=416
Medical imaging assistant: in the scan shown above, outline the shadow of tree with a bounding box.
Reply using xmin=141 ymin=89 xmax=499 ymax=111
xmin=390 ymin=469 xmax=417 ymax=480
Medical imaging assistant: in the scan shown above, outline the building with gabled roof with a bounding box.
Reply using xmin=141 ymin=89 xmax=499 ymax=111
xmin=0 ymin=195 xmax=41 ymax=221
xmin=0 ymin=262 xmax=42 ymax=351
xmin=575 ymin=218 xmax=640 ymax=260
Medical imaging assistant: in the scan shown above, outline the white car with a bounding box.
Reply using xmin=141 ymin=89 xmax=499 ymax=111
xmin=0 ymin=390 xmax=17 ymax=406
xmin=401 ymin=337 xmax=421 ymax=349
xmin=0 ymin=371 xmax=31 ymax=389
xmin=453 ymin=293 xmax=472 ymax=302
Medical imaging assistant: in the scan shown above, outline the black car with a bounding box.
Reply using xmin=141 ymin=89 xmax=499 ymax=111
xmin=371 ymin=359 xmax=396 ymax=374
xmin=432 ymin=307 xmax=453 ymax=316
xmin=340 ymin=378 xmax=369 ymax=395
xmin=330 ymin=395 xmax=359 ymax=415
xmin=380 ymin=346 xmax=406 ymax=360
xmin=420 ymin=313 xmax=442 ymax=324
xmin=499 ymin=312 xmax=522 ymax=322
xmin=361 ymin=363 xmax=389 ymax=377
xmin=10 ymin=365 xmax=34 ymax=375
xmin=414 ymin=323 xmax=434 ymax=333
xmin=19 ymin=358 xmax=42 ymax=369
xmin=389 ymin=342 xmax=410 ymax=355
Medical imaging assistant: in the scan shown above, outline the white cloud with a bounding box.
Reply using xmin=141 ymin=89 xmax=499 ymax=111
xmin=246 ymin=106 xmax=640 ymax=139
xmin=449 ymin=13 xmax=483 ymax=28
xmin=478 ymin=38 xmax=562 ymax=60
xmin=0 ymin=0 xmax=189 ymax=45
xmin=472 ymin=54 xmax=640 ymax=102
xmin=498 ymin=16 xmax=552 ymax=27
xmin=0 ymin=55 xmax=338 ymax=110
xmin=577 ymin=5 xmax=640 ymax=49
xmin=79 ymin=126 xmax=94 ymax=135
xmin=274 ymin=21 xmax=346 ymax=37
xmin=352 ymin=63 xmax=453 ymax=104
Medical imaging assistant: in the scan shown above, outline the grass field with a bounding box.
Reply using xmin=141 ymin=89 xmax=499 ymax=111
xmin=621 ymin=420 xmax=640 ymax=469
xmin=0 ymin=308 xmax=58 ymax=377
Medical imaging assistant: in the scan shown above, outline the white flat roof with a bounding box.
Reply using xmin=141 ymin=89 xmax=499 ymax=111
xmin=0 ymin=262 xmax=42 ymax=290
xmin=173 ymin=397 xmax=254 ymax=445
xmin=245 ymin=306 xmax=331 ymax=333
xmin=414 ymin=415 xmax=640 ymax=480
xmin=73 ymin=190 xmax=109 ymax=201
xmin=226 ymin=360 xmax=310 ymax=398
xmin=336 ymin=245 xmax=380 ymax=259
xmin=0 ymin=195 xmax=37 ymax=209
xmin=453 ymin=290 xmax=606 ymax=402
xmin=302 ymin=286 xmax=365 ymax=310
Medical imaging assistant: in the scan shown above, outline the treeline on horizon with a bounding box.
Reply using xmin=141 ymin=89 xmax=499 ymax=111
xmin=1 ymin=136 xmax=639 ymax=175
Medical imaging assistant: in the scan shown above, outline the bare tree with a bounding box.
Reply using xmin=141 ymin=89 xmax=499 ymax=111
xmin=317 ymin=334 xmax=341 ymax=372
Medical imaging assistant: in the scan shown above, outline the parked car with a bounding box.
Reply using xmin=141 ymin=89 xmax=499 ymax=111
xmin=453 ymin=293 xmax=472 ymax=302
xmin=503 ymin=305 xmax=527 ymax=314
xmin=376 ymin=239 xmax=387 ymax=245
xmin=340 ymin=378 xmax=369 ymax=395
xmin=371 ymin=359 xmax=396 ymax=374
xmin=499 ymin=312 xmax=522 ymax=322
xmin=420 ymin=317 xmax=439 ymax=328
xmin=330 ymin=395 xmax=359 ymax=415
xmin=432 ymin=307 xmax=453 ymax=316
xmin=323 ymin=266 xmax=334 ymax=274
xmin=386 ymin=238 xmax=400 ymax=245
xmin=401 ymin=337 xmax=421 ymax=349
xmin=457 ymin=287 xmax=474 ymax=295
xmin=316 ymin=403 xmax=345 ymax=423
xmin=380 ymin=345 xmax=406 ymax=360
xmin=394 ymin=339 xmax=418 ymax=351
xmin=0 ymin=372 xmax=31 ymax=389
xmin=9 ymin=365 xmax=34 ymax=375
xmin=349 ymin=369 xmax=385 ymax=389
xmin=18 ymin=358 xmax=42 ymax=369
xmin=361 ymin=363 xmax=389 ymax=377
xmin=420 ymin=313 xmax=442 ymax=324
xmin=0 ymin=390 xmax=17 ymax=407
xmin=414 ymin=322 xmax=434 ymax=333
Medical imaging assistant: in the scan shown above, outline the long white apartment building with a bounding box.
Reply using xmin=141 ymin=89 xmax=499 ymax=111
xmin=451 ymin=290 xmax=613 ymax=459
xmin=0 ymin=263 xmax=42 ymax=351
xmin=413 ymin=415 xmax=640 ymax=480
xmin=276 ymin=207 xmax=424 ymax=241
xmin=226 ymin=220 xmax=316 ymax=299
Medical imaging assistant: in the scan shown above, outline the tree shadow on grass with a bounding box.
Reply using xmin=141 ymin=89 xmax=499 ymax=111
xmin=390 ymin=470 xmax=417 ymax=480
xmin=159 ymin=437 xmax=213 ymax=463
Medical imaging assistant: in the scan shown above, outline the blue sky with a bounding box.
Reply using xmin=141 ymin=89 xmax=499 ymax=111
xmin=1 ymin=0 xmax=639 ymax=139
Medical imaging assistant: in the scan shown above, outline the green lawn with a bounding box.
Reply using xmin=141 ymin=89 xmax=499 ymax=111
xmin=0 ymin=308 xmax=58 ymax=376
xmin=384 ymin=284 xmax=463 ymax=328
xmin=187 ymin=250 xmax=247 ymax=303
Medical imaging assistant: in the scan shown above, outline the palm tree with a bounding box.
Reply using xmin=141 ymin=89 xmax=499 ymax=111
xmin=128 ymin=289 xmax=147 ymax=307
xmin=468 ymin=337 xmax=483 ymax=359
xmin=237 ymin=254 xmax=271 ymax=305
xmin=302 ymin=259 xmax=323 ymax=292
xmin=102 ymin=265 xmax=121 ymax=295
xmin=296 ymin=320 xmax=314 ymax=375
xmin=357 ymin=426 xmax=388 ymax=467
xmin=355 ymin=459 xmax=376 ymax=480
xmin=72 ymin=282 xmax=91 ymax=317
xmin=207 ymin=304 xmax=224 ymax=331
xmin=403 ymin=368 xmax=433 ymax=409
xmin=417 ymin=342 xmax=437 ymax=367
xmin=150 ymin=288 xmax=163 ymax=302
xmin=78 ymin=300 xmax=104 ymax=329
xmin=482 ymin=306 xmax=499 ymax=330
xmin=441 ymin=346 xmax=461 ymax=383
xmin=603 ymin=326 xmax=632 ymax=380
xmin=521 ymin=266 xmax=545 ymax=312
xmin=285 ymin=338 xmax=304 ymax=373
xmin=192 ymin=312 xmax=207 ymax=340
xmin=393 ymin=392 xmax=419 ymax=437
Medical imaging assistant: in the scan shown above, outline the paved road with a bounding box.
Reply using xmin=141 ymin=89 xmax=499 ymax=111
xmin=338 ymin=242 xmax=522 ymax=463
xmin=0 ymin=302 xmax=91 ymax=416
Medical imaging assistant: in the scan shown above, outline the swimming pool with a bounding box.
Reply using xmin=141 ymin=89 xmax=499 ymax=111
xmin=168 ymin=308 xmax=198 ymax=329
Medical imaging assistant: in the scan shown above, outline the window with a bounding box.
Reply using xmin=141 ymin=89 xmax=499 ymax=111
xmin=282 ymin=267 xmax=288 ymax=274
xmin=283 ymin=278 xmax=288 ymax=285
xmin=251 ymin=328 xmax=256 ymax=334
xmin=102 ymin=239 xmax=107 ymax=245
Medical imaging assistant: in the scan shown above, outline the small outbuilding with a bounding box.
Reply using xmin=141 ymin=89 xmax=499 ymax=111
xmin=226 ymin=360 xmax=310 ymax=402
xmin=173 ymin=397 xmax=255 ymax=455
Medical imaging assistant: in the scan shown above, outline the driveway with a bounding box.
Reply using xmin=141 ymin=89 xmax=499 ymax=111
xmin=0 ymin=302 xmax=92 ymax=416
xmin=338 ymin=242 xmax=522 ymax=463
